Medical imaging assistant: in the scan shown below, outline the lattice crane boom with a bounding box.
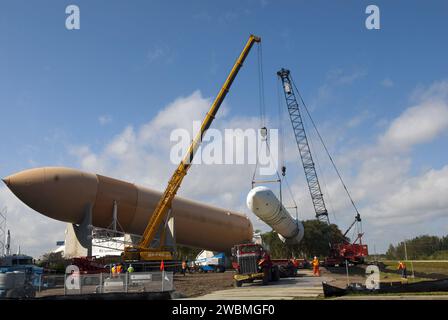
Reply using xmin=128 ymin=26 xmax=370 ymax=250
xmin=277 ymin=68 xmax=329 ymax=224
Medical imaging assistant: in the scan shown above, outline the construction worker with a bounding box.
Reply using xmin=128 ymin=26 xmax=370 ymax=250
xmin=111 ymin=264 xmax=117 ymax=277
xmin=181 ymin=260 xmax=187 ymax=276
xmin=127 ymin=264 xmax=134 ymax=273
xmin=116 ymin=263 xmax=123 ymax=274
xmin=312 ymin=256 xmax=320 ymax=276
xmin=397 ymin=261 xmax=407 ymax=278
xmin=291 ymin=258 xmax=299 ymax=269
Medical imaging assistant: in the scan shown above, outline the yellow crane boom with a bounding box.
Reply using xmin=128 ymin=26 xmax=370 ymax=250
xmin=133 ymin=34 xmax=261 ymax=258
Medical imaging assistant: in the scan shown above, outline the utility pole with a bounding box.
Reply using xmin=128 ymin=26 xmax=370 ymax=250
xmin=404 ymin=240 xmax=408 ymax=261
xmin=404 ymin=239 xmax=415 ymax=278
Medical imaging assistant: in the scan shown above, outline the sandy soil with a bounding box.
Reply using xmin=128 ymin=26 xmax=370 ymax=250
xmin=173 ymin=271 xmax=235 ymax=298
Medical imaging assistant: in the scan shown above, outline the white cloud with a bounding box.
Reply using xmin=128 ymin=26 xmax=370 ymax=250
xmin=379 ymin=81 xmax=448 ymax=152
xmin=142 ymin=90 xmax=211 ymax=137
xmin=105 ymin=126 xmax=136 ymax=156
xmin=362 ymin=165 xmax=448 ymax=225
xmin=70 ymin=91 xmax=263 ymax=210
xmin=346 ymin=110 xmax=371 ymax=128
xmin=98 ymin=115 xmax=112 ymax=125
xmin=281 ymin=80 xmax=448 ymax=252
xmin=322 ymin=82 xmax=448 ymax=249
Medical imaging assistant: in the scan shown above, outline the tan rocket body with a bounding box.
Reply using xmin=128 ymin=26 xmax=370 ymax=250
xmin=2 ymin=167 xmax=253 ymax=252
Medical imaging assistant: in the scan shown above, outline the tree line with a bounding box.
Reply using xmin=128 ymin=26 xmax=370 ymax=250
xmin=261 ymin=220 xmax=347 ymax=259
xmin=386 ymin=235 xmax=448 ymax=260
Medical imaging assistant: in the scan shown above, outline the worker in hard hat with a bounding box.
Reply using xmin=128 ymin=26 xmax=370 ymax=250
xmin=397 ymin=261 xmax=407 ymax=279
xmin=312 ymin=256 xmax=320 ymax=276
xmin=127 ymin=264 xmax=134 ymax=273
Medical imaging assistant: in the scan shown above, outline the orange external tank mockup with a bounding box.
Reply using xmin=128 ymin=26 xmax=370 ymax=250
xmin=2 ymin=167 xmax=253 ymax=252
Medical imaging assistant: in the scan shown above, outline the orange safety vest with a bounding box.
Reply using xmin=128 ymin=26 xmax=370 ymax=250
xmin=117 ymin=265 xmax=122 ymax=273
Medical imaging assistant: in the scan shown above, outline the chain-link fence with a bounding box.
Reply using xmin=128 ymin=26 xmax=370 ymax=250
xmin=36 ymin=271 xmax=173 ymax=296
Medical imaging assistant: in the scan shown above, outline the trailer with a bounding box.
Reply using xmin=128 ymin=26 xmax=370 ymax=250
xmin=192 ymin=250 xmax=226 ymax=273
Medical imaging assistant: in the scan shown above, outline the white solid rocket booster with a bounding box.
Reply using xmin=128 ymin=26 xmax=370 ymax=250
xmin=247 ymin=186 xmax=304 ymax=245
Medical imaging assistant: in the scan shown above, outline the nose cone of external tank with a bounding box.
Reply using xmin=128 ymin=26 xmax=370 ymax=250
xmin=246 ymin=186 xmax=279 ymax=218
xmin=3 ymin=167 xmax=99 ymax=224
xmin=3 ymin=168 xmax=45 ymax=212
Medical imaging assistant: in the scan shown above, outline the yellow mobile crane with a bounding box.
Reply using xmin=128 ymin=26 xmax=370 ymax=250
xmin=124 ymin=34 xmax=261 ymax=261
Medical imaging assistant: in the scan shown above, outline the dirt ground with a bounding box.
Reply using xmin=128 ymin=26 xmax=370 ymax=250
xmin=173 ymin=271 xmax=235 ymax=298
xmin=172 ymin=268 xmax=362 ymax=298
xmin=172 ymin=267 xmax=370 ymax=298
xmin=322 ymin=266 xmax=367 ymax=288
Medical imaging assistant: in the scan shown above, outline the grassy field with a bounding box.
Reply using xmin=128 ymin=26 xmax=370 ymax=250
xmin=380 ymin=260 xmax=448 ymax=281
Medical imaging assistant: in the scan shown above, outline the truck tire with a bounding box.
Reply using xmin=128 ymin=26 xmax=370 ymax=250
xmin=215 ymin=266 xmax=225 ymax=273
xmin=234 ymin=280 xmax=242 ymax=287
xmin=272 ymin=266 xmax=280 ymax=282
xmin=262 ymin=269 xmax=270 ymax=285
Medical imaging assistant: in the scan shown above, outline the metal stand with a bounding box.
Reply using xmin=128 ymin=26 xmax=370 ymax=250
xmin=64 ymin=204 xmax=93 ymax=257
xmin=0 ymin=207 xmax=6 ymax=256
xmin=88 ymin=201 xmax=177 ymax=255
xmin=90 ymin=200 xmax=139 ymax=252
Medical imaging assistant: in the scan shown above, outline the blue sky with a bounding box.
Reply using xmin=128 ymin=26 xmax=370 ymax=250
xmin=1 ymin=1 xmax=448 ymax=256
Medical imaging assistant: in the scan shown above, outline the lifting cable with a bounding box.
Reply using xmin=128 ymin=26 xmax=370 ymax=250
xmin=276 ymin=76 xmax=286 ymax=174
xmin=289 ymin=74 xmax=362 ymax=229
xmin=253 ymin=45 xmax=299 ymax=222
xmin=282 ymin=175 xmax=300 ymax=221
xmin=252 ymin=46 xmax=287 ymax=213
xmin=302 ymin=108 xmax=338 ymax=223
xmin=252 ymin=41 xmax=274 ymax=187
xmin=257 ymin=43 xmax=266 ymax=128
xmin=255 ymin=138 xmax=300 ymax=222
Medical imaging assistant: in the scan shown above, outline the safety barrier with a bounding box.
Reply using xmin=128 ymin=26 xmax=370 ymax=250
xmin=37 ymin=271 xmax=173 ymax=296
